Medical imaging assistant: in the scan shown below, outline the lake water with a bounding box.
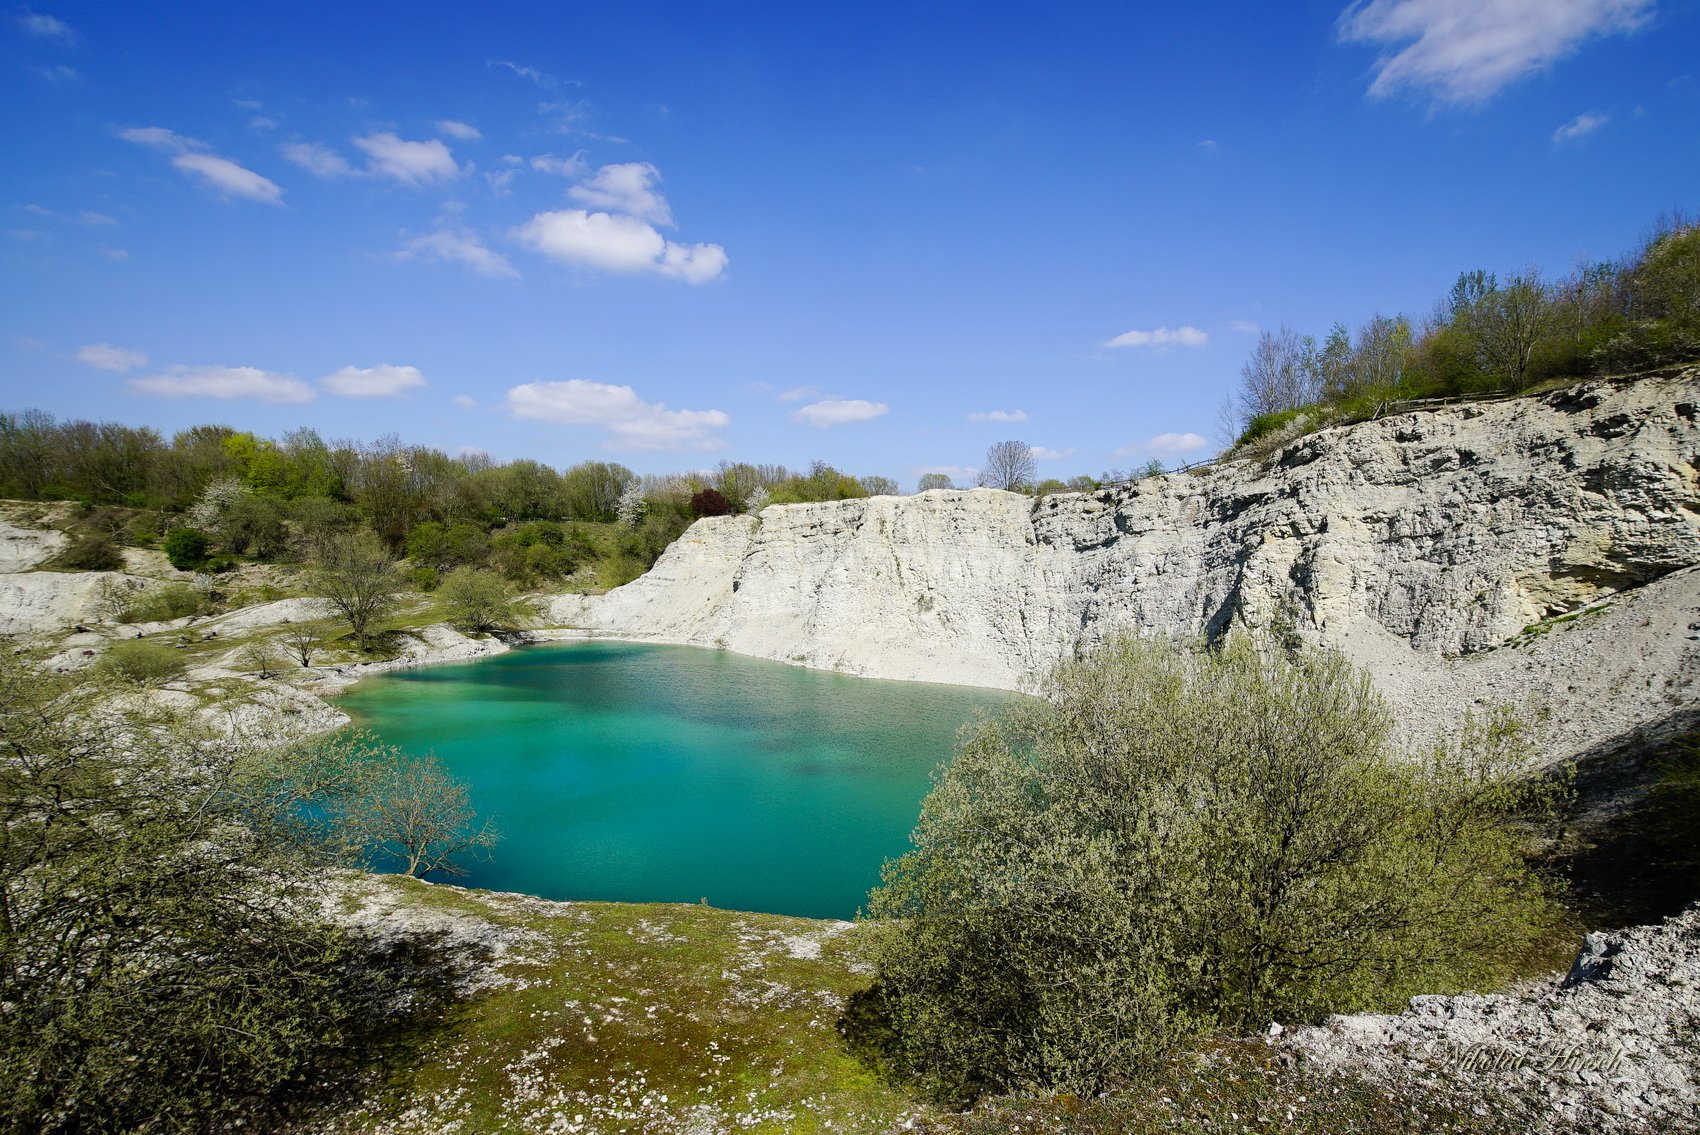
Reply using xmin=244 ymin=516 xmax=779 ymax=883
xmin=337 ymin=641 xmax=1015 ymax=919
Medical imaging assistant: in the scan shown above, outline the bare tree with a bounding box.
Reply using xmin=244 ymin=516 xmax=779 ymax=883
xmin=917 ymin=472 xmax=954 ymax=492
xmin=980 ymin=440 xmax=1036 ymax=492
xmin=310 ymin=531 xmax=400 ymax=652
xmin=861 ymin=475 xmax=899 ymax=496
xmin=1234 ymin=325 xmax=1318 ymax=431
xmin=1475 ymin=271 xmax=1556 ymax=389
xmin=278 ymin=620 xmax=333 ymax=667
xmin=235 ymin=638 xmax=281 ymax=679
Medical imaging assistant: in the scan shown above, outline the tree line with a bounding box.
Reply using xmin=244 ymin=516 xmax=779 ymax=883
xmin=1229 ymin=214 xmax=1700 ymax=445
xmin=0 ymin=414 xmax=921 ymax=592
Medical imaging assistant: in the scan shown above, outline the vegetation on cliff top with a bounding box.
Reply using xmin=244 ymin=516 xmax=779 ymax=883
xmin=1227 ymin=215 xmax=1700 ymax=451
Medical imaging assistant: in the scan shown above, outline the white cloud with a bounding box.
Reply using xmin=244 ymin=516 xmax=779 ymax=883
xmin=793 ymin=398 xmax=889 ymax=427
xmin=1029 ymin=445 xmax=1077 ymax=461
xmin=128 ymin=365 xmax=315 ymax=403
xmin=777 ymin=385 xmax=819 ymax=402
xmin=569 ymin=162 xmax=673 ymax=226
xmin=452 ymin=394 xmax=477 ymax=409
xmin=436 ymin=119 xmax=482 ymax=141
xmin=969 ymin=409 xmax=1028 ymax=423
xmin=1103 ymin=325 xmax=1209 ymax=349
xmin=530 ymin=152 xmax=589 ymax=177
xmin=121 ymin=126 xmax=203 ymax=151
xmin=353 ymin=132 xmax=460 ymax=184
xmin=1553 ymin=111 xmax=1610 ymax=143
xmin=281 ymin=141 xmax=355 ymax=177
xmin=101 ymin=246 xmax=129 ymax=261
xmin=1197 ymin=138 xmax=1219 ymax=152
xmin=1115 ymin=431 xmax=1211 ymax=459
xmin=490 ymin=60 xmax=562 ymax=89
xmin=399 ymin=228 xmax=519 ymax=279
xmin=75 ymin=343 xmax=147 ymax=371
xmin=506 ymin=378 xmax=729 ymax=451
xmin=79 ymin=211 xmax=116 ymax=225
xmin=1228 ymin=319 xmax=1262 ymax=334
xmin=1338 ymin=0 xmax=1653 ymax=105
xmin=31 ymin=64 xmax=76 ymax=81
xmin=248 ymin=116 xmax=277 ymax=132
xmin=513 ymin=209 xmax=727 ymax=284
xmin=171 ymin=152 xmax=284 ymax=204
xmin=14 ymin=336 xmax=46 ymax=351
xmin=320 ymin=364 xmax=426 ymax=398
xmin=122 ymin=127 xmax=282 ymax=204
xmin=485 ymin=169 xmax=517 ymax=195
xmin=21 ymin=10 xmax=75 ymax=42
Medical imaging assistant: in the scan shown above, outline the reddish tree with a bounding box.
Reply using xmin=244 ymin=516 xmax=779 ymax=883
xmin=689 ymin=488 xmax=733 ymax=518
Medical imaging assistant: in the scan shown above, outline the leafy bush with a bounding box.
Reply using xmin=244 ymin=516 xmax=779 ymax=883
xmin=117 ymin=581 xmax=206 ymax=623
xmin=1234 ymin=406 xmax=1307 ymax=449
xmin=94 ymin=639 xmax=187 ymax=684
xmin=862 ymin=635 xmax=1562 ymax=1101
xmin=603 ymin=552 xmax=648 ymax=588
xmin=435 ymin=566 xmax=529 ymax=632
xmin=0 ymin=652 xmax=460 ymax=1132
xmin=163 ymin=526 xmax=210 ymax=570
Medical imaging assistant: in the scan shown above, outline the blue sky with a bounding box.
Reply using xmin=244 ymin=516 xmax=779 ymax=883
xmin=3 ymin=1 xmax=1696 ymax=486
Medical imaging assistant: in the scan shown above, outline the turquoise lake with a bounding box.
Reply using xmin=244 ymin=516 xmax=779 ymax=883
xmin=337 ymin=641 xmax=1015 ymax=919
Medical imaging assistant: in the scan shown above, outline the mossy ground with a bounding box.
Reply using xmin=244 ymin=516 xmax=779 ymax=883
xmin=317 ymin=876 xmax=918 ymax=1134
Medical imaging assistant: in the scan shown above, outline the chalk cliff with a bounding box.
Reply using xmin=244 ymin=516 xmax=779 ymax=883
xmin=553 ymin=371 xmax=1700 ymax=761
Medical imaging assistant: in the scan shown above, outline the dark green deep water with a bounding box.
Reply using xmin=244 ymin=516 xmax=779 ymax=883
xmin=337 ymin=641 xmax=1014 ymax=919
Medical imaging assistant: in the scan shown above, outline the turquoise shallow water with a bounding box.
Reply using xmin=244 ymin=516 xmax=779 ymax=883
xmin=337 ymin=641 xmax=1014 ymax=919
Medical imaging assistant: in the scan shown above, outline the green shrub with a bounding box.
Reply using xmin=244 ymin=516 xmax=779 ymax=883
xmin=119 ymin=581 xmax=205 ymax=623
xmin=95 ymin=639 xmax=187 ymax=684
xmin=435 ymin=567 xmax=528 ymax=632
xmin=862 ymin=635 xmax=1563 ymax=1101
xmin=163 ymin=527 xmax=210 ymax=570
xmin=1234 ymin=406 xmax=1306 ymax=449
xmin=0 ymin=651 xmax=460 ymax=1132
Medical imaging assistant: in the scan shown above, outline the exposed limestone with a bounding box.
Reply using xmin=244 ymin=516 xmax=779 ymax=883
xmin=551 ymin=372 xmax=1700 ymax=761
xmin=1281 ymin=904 xmax=1700 ymax=1133
xmin=0 ymin=570 xmax=141 ymax=636
xmin=0 ymin=519 xmax=66 ymax=573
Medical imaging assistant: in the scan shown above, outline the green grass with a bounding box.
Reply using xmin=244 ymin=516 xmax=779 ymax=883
xmin=321 ymin=876 xmax=918 ymax=1134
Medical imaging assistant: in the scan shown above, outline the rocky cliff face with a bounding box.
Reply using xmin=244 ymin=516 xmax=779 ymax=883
xmin=554 ymin=371 xmax=1700 ymax=761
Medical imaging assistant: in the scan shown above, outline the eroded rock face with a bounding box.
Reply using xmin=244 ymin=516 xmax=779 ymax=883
xmin=553 ymin=373 xmax=1700 ymax=759
xmin=0 ymin=570 xmax=136 ymax=636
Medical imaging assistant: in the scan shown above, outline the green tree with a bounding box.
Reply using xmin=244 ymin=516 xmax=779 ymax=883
xmin=310 ymin=530 xmax=400 ymax=651
xmin=435 ymin=566 xmax=530 ymax=632
xmin=274 ymin=734 xmax=499 ymax=879
xmin=863 ymin=635 xmax=1562 ymax=1101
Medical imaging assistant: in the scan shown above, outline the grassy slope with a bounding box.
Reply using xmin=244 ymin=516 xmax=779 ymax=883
xmin=320 ymin=876 xmax=916 ymax=1135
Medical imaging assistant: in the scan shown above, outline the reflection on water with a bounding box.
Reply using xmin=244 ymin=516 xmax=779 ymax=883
xmin=338 ymin=641 xmax=1014 ymax=919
